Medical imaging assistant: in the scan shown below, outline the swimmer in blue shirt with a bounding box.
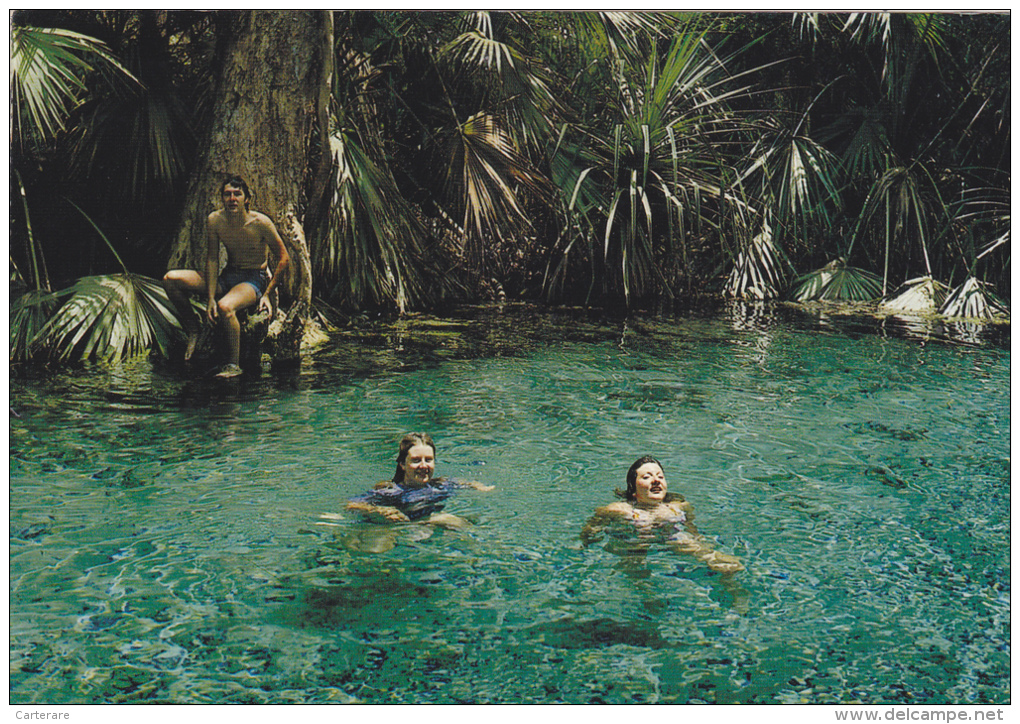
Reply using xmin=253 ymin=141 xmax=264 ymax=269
xmin=347 ymin=433 xmax=493 ymax=532
xmin=581 ymin=456 xmax=743 ymax=574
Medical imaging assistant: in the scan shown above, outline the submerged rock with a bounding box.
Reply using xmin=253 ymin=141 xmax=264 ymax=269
xmin=525 ymin=617 xmax=669 ymax=650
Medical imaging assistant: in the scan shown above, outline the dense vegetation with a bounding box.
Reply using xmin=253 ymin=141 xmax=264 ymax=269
xmin=10 ymin=11 xmax=1010 ymax=363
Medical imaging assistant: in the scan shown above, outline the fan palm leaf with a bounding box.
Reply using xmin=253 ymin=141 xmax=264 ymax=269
xmin=67 ymin=83 xmax=193 ymax=200
xmin=724 ymin=222 xmax=787 ymax=300
xmin=317 ymin=130 xmax=427 ymax=312
xmin=817 ymin=265 xmax=883 ymax=301
xmin=879 ymin=275 xmax=950 ymax=313
xmin=440 ymin=12 xmax=562 ymax=151
xmin=741 ymin=113 xmax=843 ymax=243
xmin=10 ymin=25 xmax=136 ymax=151
xmin=439 ymin=111 xmax=549 ymax=266
xmin=842 ymin=13 xmax=947 ymax=91
xmin=10 ymin=289 xmax=60 ymax=363
xmin=35 ymin=274 xmax=181 ymax=363
xmin=570 ymin=11 xmax=665 ymax=63
xmin=939 ymin=277 xmax=1009 ymax=320
xmin=789 ymin=259 xmax=883 ymax=302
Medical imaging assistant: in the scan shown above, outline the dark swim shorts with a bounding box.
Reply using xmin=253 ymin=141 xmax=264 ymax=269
xmin=217 ymin=267 xmax=269 ymax=297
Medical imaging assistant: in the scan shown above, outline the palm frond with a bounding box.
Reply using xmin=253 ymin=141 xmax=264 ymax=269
xmin=842 ymin=13 xmax=947 ymax=87
xmin=442 ymin=27 xmax=517 ymax=73
xmin=440 ymin=13 xmax=563 ymax=151
xmin=849 ymin=163 xmax=939 ymax=292
xmin=741 ymin=118 xmax=843 ymax=239
xmin=440 ymin=112 xmax=547 ymax=260
xmin=318 ymin=130 xmax=427 ymax=312
xmin=939 ymin=277 xmax=1009 ymax=320
xmin=816 ymin=105 xmax=892 ymax=181
xmin=10 ymin=25 xmax=137 ymax=150
xmin=879 ymin=275 xmax=950 ymax=313
xmin=725 ymin=222 xmax=787 ymax=300
xmin=572 ymin=11 xmax=663 ymax=62
xmin=789 ymin=259 xmax=883 ymax=302
xmin=10 ymin=289 xmax=60 ymax=362
xmin=35 ymin=274 xmax=181 ymax=363
xmin=818 ymin=265 xmax=883 ymax=301
xmin=68 ymin=85 xmax=192 ymax=200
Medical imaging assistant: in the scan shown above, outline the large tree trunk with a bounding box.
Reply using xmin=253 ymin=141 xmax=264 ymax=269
xmin=168 ymin=10 xmax=332 ymax=360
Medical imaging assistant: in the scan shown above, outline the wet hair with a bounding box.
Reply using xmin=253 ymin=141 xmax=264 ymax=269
xmin=620 ymin=455 xmax=663 ymax=501
xmin=392 ymin=432 xmax=436 ymax=483
xmin=220 ymin=174 xmax=251 ymax=210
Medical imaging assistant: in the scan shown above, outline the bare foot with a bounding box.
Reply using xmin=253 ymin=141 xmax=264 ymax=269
xmin=705 ymin=551 xmax=745 ymax=575
xmin=214 ymin=363 xmax=243 ymax=379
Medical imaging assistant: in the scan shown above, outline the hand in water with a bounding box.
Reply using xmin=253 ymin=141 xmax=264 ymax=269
xmin=379 ymin=506 xmax=411 ymax=523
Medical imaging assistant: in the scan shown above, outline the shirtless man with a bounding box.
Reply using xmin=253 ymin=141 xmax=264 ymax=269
xmin=163 ymin=175 xmax=290 ymax=378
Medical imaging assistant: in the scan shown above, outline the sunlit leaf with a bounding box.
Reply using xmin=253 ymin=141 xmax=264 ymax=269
xmin=34 ymin=274 xmax=181 ymax=363
xmin=725 ymin=222 xmax=787 ymax=300
xmin=879 ymin=275 xmax=950 ymax=313
xmin=789 ymin=259 xmax=883 ymax=302
xmin=939 ymin=277 xmax=1009 ymax=320
xmin=10 ymin=25 xmax=137 ymax=151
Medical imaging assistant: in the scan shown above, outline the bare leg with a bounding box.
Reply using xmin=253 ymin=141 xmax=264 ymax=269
xmin=162 ymin=270 xmax=207 ymax=361
xmin=670 ymin=532 xmax=744 ymax=575
xmin=343 ymin=528 xmax=397 ymax=553
xmin=214 ymin=283 xmax=258 ymax=376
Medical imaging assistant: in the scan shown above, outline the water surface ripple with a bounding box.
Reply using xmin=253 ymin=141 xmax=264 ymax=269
xmin=9 ymin=305 xmax=1010 ymax=704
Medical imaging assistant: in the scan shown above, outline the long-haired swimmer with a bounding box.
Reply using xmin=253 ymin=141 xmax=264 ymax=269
xmin=341 ymin=433 xmax=493 ymax=551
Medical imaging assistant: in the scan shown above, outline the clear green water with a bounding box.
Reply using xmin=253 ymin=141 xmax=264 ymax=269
xmin=9 ymin=305 xmax=1010 ymax=704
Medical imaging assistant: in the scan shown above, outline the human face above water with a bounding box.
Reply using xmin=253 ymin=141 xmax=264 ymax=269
xmin=401 ymin=443 xmax=436 ymax=486
xmin=222 ymin=184 xmax=247 ymax=213
xmin=633 ymin=462 xmax=667 ymax=505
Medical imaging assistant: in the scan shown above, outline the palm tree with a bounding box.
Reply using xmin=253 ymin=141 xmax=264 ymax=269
xmin=10 ymin=19 xmax=185 ymax=364
xmin=547 ymin=20 xmax=763 ymax=305
xmin=13 ymin=203 xmax=181 ymax=363
xmin=63 ymin=12 xmax=211 ymax=206
xmin=786 ymin=11 xmax=1009 ymax=304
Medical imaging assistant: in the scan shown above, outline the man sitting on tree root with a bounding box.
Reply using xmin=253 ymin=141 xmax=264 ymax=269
xmin=163 ymin=175 xmax=290 ymax=378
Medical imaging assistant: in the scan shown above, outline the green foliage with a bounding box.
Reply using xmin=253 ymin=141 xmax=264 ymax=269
xmin=9 ymin=9 xmax=1011 ymax=366
xmin=789 ymin=260 xmax=883 ymax=302
xmin=548 ymin=23 xmax=760 ymax=305
xmin=317 ymin=130 xmax=427 ymax=313
xmin=940 ymin=277 xmax=1009 ymax=320
xmin=10 ymin=25 xmax=125 ymax=151
xmin=10 ymin=290 xmax=59 ymax=363
xmin=19 ymin=274 xmax=181 ymax=363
